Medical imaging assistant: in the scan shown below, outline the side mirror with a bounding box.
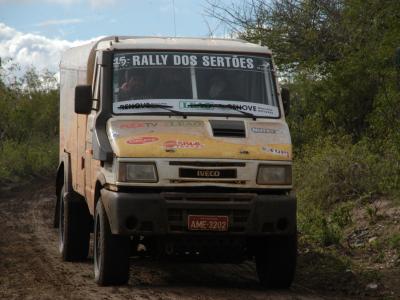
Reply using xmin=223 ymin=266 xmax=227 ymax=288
xmin=281 ymin=87 xmax=290 ymax=116
xmin=75 ymin=85 xmax=92 ymax=114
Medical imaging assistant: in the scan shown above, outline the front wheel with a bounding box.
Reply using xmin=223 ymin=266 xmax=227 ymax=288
xmin=255 ymin=234 xmax=297 ymax=289
xmin=94 ymin=199 xmax=130 ymax=286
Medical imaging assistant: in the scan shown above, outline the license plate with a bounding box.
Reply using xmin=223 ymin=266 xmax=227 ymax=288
xmin=187 ymin=215 xmax=229 ymax=231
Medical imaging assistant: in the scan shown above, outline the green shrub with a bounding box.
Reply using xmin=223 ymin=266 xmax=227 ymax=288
xmin=295 ymin=135 xmax=400 ymax=246
xmin=331 ymin=203 xmax=353 ymax=229
xmin=0 ymin=138 xmax=58 ymax=183
xmin=294 ymin=136 xmax=398 ymax=210
xmin=298 ymin=206 xmax=342 ymax=246
xmin=0 ymin=63 xmax=59 ymax=184
xmin=388 ymin=233 xmax=400 ymax=250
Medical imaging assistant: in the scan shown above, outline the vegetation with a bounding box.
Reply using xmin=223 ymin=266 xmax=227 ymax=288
xmin=207 ymin=0 xmax=400 ymax=246
xmin=0 ymin=62 xmax=59 ymax=184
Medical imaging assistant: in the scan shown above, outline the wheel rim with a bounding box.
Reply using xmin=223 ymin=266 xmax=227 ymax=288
xmin=58 ymin=193 xmax=65 ymax=253
xmin=94 ymin=211 xmax=101 ymax=276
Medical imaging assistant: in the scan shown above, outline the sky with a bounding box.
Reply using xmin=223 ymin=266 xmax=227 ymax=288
xmin=0 ymin=0 xmax=236 ymax=75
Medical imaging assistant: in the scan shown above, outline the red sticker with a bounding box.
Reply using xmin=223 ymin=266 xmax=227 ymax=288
xmin=127 ymin=136 xmax=159 ymax=145
xmin=120 ymin=123 xmax=145 ymax=129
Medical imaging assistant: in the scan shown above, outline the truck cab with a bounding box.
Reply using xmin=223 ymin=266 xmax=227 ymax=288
xmin=56 ymin=36 xmax=296 ymax=288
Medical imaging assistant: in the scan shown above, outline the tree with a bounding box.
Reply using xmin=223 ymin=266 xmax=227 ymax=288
xmin=206 ymin=0 xmax=344 ymax=74
xmin=206 ymin=0 xmax=400 ymax=143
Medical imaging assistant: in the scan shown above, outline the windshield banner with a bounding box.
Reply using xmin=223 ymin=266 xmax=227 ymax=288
xmin=113 ymin=53 xmax=269 ymax=71
xmin=113 ymin=99 xmax=279 ymax=117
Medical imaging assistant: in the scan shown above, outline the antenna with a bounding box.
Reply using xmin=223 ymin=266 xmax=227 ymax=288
xmin=172 ymin=0 xmax=176 ymax=37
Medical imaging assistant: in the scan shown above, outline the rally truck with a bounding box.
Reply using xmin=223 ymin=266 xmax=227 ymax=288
xmin=55 ymin=36 xmax=296 ymax=288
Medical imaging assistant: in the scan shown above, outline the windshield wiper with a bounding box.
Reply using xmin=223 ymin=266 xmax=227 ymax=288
xmin=117 ymin=103 xmax=187 ymax=118
xmin=187 ymin=103 xmax=256 ymax=120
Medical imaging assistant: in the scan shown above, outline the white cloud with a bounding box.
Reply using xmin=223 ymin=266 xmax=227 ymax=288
xmin=0 ymin=0 xmax=115 ymax=7
xmin=88 ymin=0 xmax=116 ymax=8
xmin=36 ymin=18 xmax=83 ymax=27
xmin=0 ymin=22 xmax=99 ymax=74
xmin=0 ymin=0 xmax=79 ymax=4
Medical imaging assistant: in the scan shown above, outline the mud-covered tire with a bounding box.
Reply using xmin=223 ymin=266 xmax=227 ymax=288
xmin=58 ymin=187 xmax=91 ymax=261
xmin=53 ymin=195 xmax=60 ymax=228
xmin=94 ymin=199 xmax=130 ymax=286
xmin=255 ymin=234 xmax=297 ymax=289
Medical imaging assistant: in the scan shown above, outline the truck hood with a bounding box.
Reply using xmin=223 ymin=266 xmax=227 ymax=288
xmin=107 ymin=118 xmax=292 ymax=161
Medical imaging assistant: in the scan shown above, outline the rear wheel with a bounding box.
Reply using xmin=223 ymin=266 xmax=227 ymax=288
xmin=255 ymin=234 xmax=297 ymax=289
xmin=94 ymin=199 xmax=130 ymax=286
xmin=58 ymin=187 xmax=91 ymax=261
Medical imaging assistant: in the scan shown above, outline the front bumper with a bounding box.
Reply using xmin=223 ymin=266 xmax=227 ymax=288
xmin=100 ymin=189 xmax=296 ymax=236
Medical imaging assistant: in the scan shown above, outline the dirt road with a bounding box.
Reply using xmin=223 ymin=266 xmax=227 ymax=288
xmin=0 ymin=181 xmax=347 ymax=300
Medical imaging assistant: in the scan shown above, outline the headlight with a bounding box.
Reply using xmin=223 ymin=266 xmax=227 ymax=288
xmin=118 ymin=162 xmax=158 ymax=182
xmin=257 ymin=165 xmax=292 ymax=185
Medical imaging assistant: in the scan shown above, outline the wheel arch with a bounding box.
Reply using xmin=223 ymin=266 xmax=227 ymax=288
xmin=94 ymin=172 xmax=107 ymax=215
xmin=54 ymin=153 xmax=72 ymax=228
xmin=56 ymin=162 xmax=64 ymax=199
xmin=54 ymin=162 xmax=64 ymax=228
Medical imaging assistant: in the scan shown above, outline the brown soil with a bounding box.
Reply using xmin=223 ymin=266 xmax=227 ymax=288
xmin=0 ymin=180 xmax=395 ymax=300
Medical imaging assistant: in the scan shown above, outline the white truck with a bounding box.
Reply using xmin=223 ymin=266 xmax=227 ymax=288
xmin=56 ymin=36 xmax=296 ymax=288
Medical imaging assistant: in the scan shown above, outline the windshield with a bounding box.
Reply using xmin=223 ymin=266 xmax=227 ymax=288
xmin=112 ymin=52 xmax=279 ymax=118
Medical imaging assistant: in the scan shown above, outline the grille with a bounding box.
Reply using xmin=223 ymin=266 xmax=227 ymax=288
xmin=163 ymin=193 xmax=253 ymax=202
xmin=169 ymin=179 xmax=245 ymax=184
xmin=169 ymin=161 xmax=245 ymax=167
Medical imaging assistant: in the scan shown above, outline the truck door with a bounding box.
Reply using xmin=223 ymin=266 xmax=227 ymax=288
xmin=84 ymin=62 xmax=101 ymax=214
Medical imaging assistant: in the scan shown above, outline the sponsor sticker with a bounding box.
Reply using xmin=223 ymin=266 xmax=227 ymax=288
xmin=113 ymin=99 xmax=279 ymax=117
xmin=166 ymin=120 xmax=203 ymax=127
xmin=256 ymin=106 xmax=276 ymax=116
xmin=127 ymin=136 xmax=159 ymax=145
xmin=119 ymin=121 xmax=202 ymax=129
xmin=262 ymin=146 xmax=289 ymax=157
xmin=164 ymin=140 xmax=203 ymax=149
xmin=251 ymin=127 xmax=279 ymax=134
xmin=179 ymin=101 xmax=213 ymax=110
xmin=120 ymin=122 xmax=157 ymax=129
